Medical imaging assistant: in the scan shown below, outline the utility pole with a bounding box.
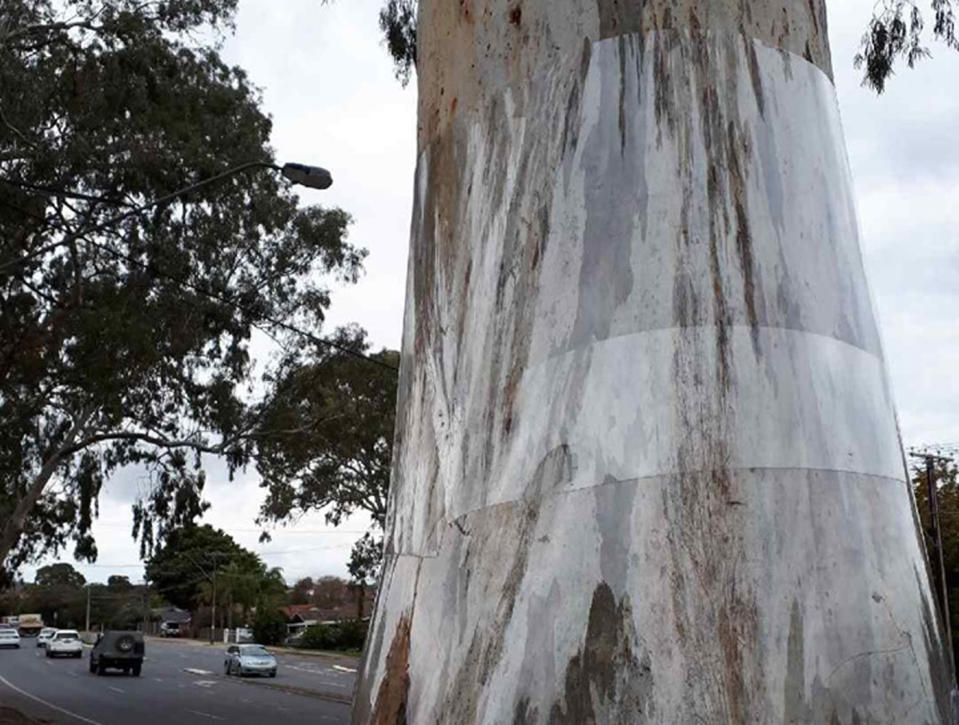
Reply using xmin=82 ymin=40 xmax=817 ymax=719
xmin=142 ymin=580 xmax=150 ymax=634
xmin=84 ymin=586 xmax=91 ymax=634
xmin=185 ymin=550 xmax=228 ymax=645
xmin=210 ymin=567 xmax=217 ymax=645
xmin=910 ymin=449 xmax=956 ymax=665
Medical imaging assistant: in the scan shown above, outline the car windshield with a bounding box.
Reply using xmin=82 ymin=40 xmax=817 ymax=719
xmin=239 ymin=645 xmax=270 ymax=657
xmin=0 ymin=632 xmax=16 ymax=638
xmin=56 ymin=632 xmax=79 ymax=640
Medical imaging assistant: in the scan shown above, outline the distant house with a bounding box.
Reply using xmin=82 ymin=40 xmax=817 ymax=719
xmin=281 ymin=604 xmax=325 ymax=636
xmin=154 ymin=606 xmax=191 ymax=623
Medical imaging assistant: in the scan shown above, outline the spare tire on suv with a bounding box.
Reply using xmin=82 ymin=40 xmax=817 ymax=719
xmin=90 ymin=631 xmax=144 ymax=676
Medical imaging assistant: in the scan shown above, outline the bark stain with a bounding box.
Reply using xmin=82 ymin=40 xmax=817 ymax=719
xmin=548 ymin=582 xmax=653 ymax=724
xmin=370 ymin=615 xmax=411 ymax=725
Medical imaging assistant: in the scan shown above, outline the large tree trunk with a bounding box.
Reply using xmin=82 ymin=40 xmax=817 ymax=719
xmin=353 ymin=1 xmax=955 ymax=723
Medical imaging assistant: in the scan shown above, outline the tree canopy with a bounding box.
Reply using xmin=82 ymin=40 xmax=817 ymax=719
xmin=856 ymin=0 xmax=959 ymax=92
xmin=254 ymin=327 xmax=398 ymax=583
xmin=144 ymin=524 xmax=263 ymax=610
xmin=35 ymin=561 xmax=86 ymax=588
xmin=0 ymin=0 xmax=363 ymax=576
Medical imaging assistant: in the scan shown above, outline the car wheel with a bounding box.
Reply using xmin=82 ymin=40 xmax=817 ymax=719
xmin=89 ymin=657 xmax=96 ymax=674
xmin=269 ymin=671 xmax=276 ymax=679
xmin=97 ymin=662 xmax=106 ymax=676
xmin=224 ymin=661 xmax=230 ymax=675
xmin=132 ymin=664 xmax=141 ymax=677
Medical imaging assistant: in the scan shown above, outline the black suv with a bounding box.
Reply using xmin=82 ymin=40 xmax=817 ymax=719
xmin=89 ymin=631 xmax=145 ymax=676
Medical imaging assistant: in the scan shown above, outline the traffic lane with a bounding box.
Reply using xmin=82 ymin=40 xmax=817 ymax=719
xmin=0 ymin=643 xmax=349 ymax=725
xmin=144 ymin=639 xmax=357 ymax=698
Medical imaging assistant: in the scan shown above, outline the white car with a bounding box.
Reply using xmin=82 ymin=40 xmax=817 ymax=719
xmin=46 ymin=630 xmax=83 ymax=658
xmin=36 ymin=627 xmax=57 ymax=648
xmin=0 ymin=629 xmax=20 ymax=649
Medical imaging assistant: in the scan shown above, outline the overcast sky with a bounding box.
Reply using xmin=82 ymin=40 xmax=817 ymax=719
xmin=23 ymin=0 xmax=959 ymax=587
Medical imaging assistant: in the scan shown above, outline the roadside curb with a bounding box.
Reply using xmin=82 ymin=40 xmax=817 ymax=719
xmin=182 ymin=667 xmax=352 ymax=706
xmin=234 ymin=677 xmax=352 ymax=706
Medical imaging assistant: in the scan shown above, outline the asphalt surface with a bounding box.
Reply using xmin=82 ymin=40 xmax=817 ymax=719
xmin=0 ymin=638 xmax=356 ymax=725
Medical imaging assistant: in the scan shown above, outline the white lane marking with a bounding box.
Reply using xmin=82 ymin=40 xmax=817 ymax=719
xmin=108 ymin=686 xmax=125 ymax=694
xmin=0 ymin=675 xmax=105 ymax=725
xmin=193 ymin=680 xmax=218 ymax=688
xmin=332 ymin=665 xmax=357 ymax=673
xmin=187 ymin=710 xmax=225 ymax=721
xmin=184 ymin=668 xmax=214 ymax=675
xmin=153 ymin=677 xmax=164 ymax=682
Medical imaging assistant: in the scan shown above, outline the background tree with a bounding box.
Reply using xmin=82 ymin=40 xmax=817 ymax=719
xmin=251 ymin=604 xmax=287 ymax=646
xmin=106 ymin=575 xmax=132 ymax=591
xmin=255 ymin=327 xmax=398 ymax=582
xmin=24 ymin=563 xmax=87 ymax=627
xmin=34 ymin=562 xmax=85 ymax=589
xmin=0 ymin=0 xmax=363 ymax=576
xmin=912 ymin=457 xmax=959 ymax=672
xmin=289 ymin=576 xmax=314 ymax=605
xmin=145 ymin=525 xmax=261 ymax=610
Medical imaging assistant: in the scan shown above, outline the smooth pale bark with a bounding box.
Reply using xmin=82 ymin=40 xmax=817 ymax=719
xmin=353 ymin=1 xmax=955 ymax=723
xmin=0 ymin=409 xmax=93 ymax=570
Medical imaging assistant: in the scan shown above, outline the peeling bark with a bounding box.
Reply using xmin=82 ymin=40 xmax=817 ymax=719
xmin=370 ymin=615 xmax=411 ymax=725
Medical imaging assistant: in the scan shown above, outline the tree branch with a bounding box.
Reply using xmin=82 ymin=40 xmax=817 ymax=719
xmin=63 ymin=430 xmax=234 ymax=457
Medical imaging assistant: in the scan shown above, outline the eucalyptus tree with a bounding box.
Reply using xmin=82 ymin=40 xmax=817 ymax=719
xmin=354 ymin=1 xmax=955 ymax=723
xmin=377 ymin=0 xmax=959 ymax=92
xmin=0 ymin=0 xmax=363 ymax=574
xmin=254 ymin=326 xmax=397 ymax=582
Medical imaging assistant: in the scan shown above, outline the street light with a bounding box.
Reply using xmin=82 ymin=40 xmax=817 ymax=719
xmin=280 ymin=162 xmax=333 ymax=190
xmin=0 ymin=160 xmax=334 ymax=273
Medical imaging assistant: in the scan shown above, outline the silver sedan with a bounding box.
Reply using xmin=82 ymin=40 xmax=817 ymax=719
xmin=224 ymin=644 xmax=277 ymax=678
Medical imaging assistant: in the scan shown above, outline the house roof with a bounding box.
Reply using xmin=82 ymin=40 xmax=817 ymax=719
xmin=154 ymin=607 xmax=192 ymax=624
xmin=281 ymin=604 xmax=323 ymax=622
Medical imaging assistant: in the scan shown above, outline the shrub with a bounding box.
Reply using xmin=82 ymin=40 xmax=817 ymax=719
xmin=252 ymin=607 xmax=288 ymax=646
xmin=298 ymin=619 xmax=368 ymax=651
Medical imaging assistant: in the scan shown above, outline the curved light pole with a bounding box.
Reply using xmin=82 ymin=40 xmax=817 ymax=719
xmin=0 ymin=160 xmax=333 ymax=274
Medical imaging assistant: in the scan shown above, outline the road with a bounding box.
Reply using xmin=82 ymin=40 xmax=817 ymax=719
xmin=0 ymin=638 xmax=355 ymax=725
